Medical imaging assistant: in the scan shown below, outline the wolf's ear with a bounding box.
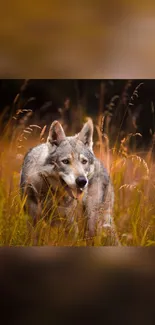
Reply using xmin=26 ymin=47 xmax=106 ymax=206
xmin=78 ymin=118 xmax=93 ymax=150
xmin=47 ymin=121 xmax=66 ymax=146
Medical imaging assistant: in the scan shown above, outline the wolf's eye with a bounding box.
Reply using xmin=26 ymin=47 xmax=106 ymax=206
xmin=62 ymin=159 xmax=70 ymax=164
xmin=81 ymin=158 xmax=88 ymax=165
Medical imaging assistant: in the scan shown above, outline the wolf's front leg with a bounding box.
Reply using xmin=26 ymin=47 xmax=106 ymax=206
xmin=23 ymin=184 xmax=43 ymax=245
xmin=38 ymin=164 xmax=55 ymax=178
xmin=64 ymin=202 xmax=79 ymax=243
xmin=27 ymin=198 xmax=42 ymax=226
xmin=86 ymin=209 xmax=120 ymax=246
xmin=25 ymin=198 xmax=42 ymax=246
xmin=85 ymin=180 xmax=105 ymax=239
xmin=86 ymin=181 xmax=120 ymax=246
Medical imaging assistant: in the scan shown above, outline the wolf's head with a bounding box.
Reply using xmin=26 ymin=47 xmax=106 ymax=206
xmin=46 ymin=118 xmax=95 ymax=199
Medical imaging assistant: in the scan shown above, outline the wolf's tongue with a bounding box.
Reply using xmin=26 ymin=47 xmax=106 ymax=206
xmin=66 ymin=187 xmax=75 ymax=199
xmin=60 ymin=178 xmax=83 ymax=200
xmin=71 ymin=188 xmax=83 ymax=200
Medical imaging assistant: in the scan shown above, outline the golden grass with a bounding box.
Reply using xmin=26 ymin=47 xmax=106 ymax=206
xmin=0 ymin=109 xmax=155 ymax=246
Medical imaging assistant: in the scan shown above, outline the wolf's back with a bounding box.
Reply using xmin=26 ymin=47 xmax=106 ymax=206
xmin=20 ymin=144 xmax=48 ymax=193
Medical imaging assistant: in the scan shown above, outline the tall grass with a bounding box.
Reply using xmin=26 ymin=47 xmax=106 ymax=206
xmin=0 ymin=105 xmax=155 ymax=246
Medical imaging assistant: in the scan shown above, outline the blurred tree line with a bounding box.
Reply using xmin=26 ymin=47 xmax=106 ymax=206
xmin=1 ymin=79 xmax=155 ymax=153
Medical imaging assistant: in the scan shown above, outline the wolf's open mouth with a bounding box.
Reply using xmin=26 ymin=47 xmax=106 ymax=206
xmin=60 ymin=178 xmax=83 ymax=199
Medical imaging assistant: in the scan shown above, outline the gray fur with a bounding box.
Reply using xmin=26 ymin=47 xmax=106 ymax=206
xmin=20 ymin=118 xmax=120 ymax=245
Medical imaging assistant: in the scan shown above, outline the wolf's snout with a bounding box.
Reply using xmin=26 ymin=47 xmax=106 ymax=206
xmin=76 ymin=176 xmax=87 ymax=188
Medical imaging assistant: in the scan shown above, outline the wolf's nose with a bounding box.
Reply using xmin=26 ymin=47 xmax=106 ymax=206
xmin=76 ymin=176 xmax=87 ymax=188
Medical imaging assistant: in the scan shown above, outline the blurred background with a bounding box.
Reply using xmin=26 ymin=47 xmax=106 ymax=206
xmin=1 ymin=248 xmax=155 ymax=324
xmin=0 ymin=1 xmax=155 ymax=78
xmin=1 ymin=79 xmax=155 ymax=154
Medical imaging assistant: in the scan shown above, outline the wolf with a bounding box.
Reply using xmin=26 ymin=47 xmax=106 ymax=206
xmin=20 ymin=118 xmax=120 ymax=245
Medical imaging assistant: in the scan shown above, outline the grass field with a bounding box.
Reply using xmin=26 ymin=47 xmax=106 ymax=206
xmin=0 ymin=107 xmax=155 ymax=246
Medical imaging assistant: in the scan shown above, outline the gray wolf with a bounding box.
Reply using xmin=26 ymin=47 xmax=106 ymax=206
xmin=20 ymin=118 xmax=120 ymax=245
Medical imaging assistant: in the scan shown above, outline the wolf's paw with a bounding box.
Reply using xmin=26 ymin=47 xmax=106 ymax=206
xmin=103 ymin=223 xmax=112 ymax=229
xmin=86 ymin=237 xmax=95 ymax=246
xmin=40 ymin=165 xmax=55 ymax=177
